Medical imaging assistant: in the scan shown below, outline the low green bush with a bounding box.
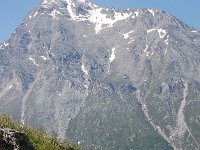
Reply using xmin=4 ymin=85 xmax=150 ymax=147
xmin=0 ymin=114 xmax=80 ymax=150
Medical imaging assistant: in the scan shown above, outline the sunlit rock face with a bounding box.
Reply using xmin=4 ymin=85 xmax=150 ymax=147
xmin=0 ymin=0 xmax=200 ymax=149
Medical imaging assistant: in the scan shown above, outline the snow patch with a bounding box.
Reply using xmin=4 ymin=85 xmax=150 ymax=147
xmin=164 ymin=49 xmax=168 ymax=54
xmin=4 ymin=42 xmax=9 ymax=47
xmin=41 ymin=0 xmax=133 ymax=34
xmin=9 ymin=85 xmax=13 ymax=90
xmin=82 ymin=63 xmax=88 ymax=75
xmin=33 ymin=12 xmax=38 ymax=18
xmin=134 ymin=11 xmax=140 ymax=17
xmin=131 ymin=15 xmax=135 ymax=19
xmin=144 ymin=45 xmax=150 ymax=56
xmin=164 ymin=36 xmax=169 ymax=54
xmin=81 ymin=62 xmax=89 ymax=92
xmin=144 ymin=45 xmax=148 ymax=53
xmin=191 ymin=30 xmax=197 ymax=33
xmin=50 ymin=10 xmax=62 ymax=18
xmin=29 ymin=56 xmax=40 ymax=66
xmin=147 ymin=28 xmax=167 ymax=38
xmin=41 ymin=56 xmax=47 ymax=60
xmin=147 ymin=28 xmax=156 ymax=33
xmin=89 ymin=8 xmax=132 ymax=34
xmin=165 ymin=38 xmax=169 ymax=45
xmin=158 ymin=28 xmax=167 ymax=38
xmin=66 ymin=0 xmax=77 ymax=20
xmin=77 ymin=0 xmax=85 ymax=3
xmin=83 ymin=83 xmax=88 ymax=89
xmin=147 ymin=9 xmax=155 ymax=16
xmin=110 ymin=48 xmax=116 ymax=63
xmin=128 ymin=39 xmax=135 ymax=44
xmin=62 ymin=1 xmax=132 ymax=34
xmin=123 ymin=30 xmax=134 ymax=39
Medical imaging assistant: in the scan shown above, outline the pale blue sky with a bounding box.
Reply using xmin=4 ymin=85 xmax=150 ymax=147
xmin=0 ymin=0 xmax=199 ymax=42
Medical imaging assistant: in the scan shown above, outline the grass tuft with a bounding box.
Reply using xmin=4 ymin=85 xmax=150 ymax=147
xmin=0 ymin=114 xmax=80 ymax=150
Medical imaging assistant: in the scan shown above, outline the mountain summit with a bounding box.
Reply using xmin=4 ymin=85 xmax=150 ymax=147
xmin=38 ymin=0 xmax=143 ymax=34
xmin=0 ymin=0 xmax=200 ymax=149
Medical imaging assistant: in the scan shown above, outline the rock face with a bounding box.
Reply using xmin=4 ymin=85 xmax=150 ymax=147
xmin=0 ymin=0 xmax=200 ymax=149
xmin=0 ymin=128 xmax=34 ymax=150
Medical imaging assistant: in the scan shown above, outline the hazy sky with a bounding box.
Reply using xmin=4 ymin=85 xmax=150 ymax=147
xmin=0 ymin=0 xmax=199 ymax=42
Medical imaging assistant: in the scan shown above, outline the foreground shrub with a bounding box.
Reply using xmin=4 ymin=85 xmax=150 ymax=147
xmin=0 ymin=114 xmax=80 ymax=150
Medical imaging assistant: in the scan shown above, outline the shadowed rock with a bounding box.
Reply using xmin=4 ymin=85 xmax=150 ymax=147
xmin=0 ymin=128 xmax=34 ymax=150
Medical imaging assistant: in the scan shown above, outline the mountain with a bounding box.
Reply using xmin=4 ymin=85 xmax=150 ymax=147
xmin=0 ymin=0 xmax=200 ymax=149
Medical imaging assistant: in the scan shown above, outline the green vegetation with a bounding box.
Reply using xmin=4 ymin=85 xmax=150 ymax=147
xmin=0 ymin=114 xmax=80 ymax=150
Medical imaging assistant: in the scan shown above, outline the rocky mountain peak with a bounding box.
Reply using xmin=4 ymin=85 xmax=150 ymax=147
xmin=0 ymin=0 xmax=200 ymax=149
xmin=41 ymin=0 xmax=94 ymax=10
xmin=31 ymin=0 xmax=141 ymax=34
xmin=26 ymin=0 xmax=183 ymax=36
